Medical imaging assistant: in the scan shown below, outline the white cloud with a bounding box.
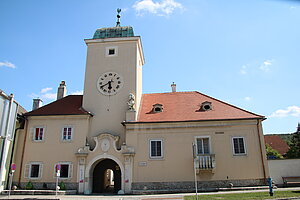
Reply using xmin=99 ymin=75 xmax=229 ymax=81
xmin=71 ymin=90 xmax=83 ymax=95
xmin=41 ymin=93 xmax=57 ymax=100
xmin=259 ymin=60 xmax=273 ymax=72
xmin=28 ymin=93 xmax=39 ymax=99
xmin=133 ymin=0 xmax=183 ymax=16
xmin=244 ymin=97 xmax=251 ymax=101
xmin=0 ymin=61 xmax=16 ymax=69
xmin=269 ymin=106 xmax=300 ymax=118
xmin=240 ymin=65 xmax=247 ymax=75
xmin=41 ymin=87 xmax=53 ymax=93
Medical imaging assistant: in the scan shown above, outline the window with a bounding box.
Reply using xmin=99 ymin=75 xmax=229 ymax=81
xmin=196 ymin=137 xmax=210 ymax=155
xmin=108 ymin=49 xmax=115 ymax=55
xmin=150 ymin=139 xmax=163 ymax=158
xmin=232 ymin=137 xmax=246 ymax=155
xmin=34 ymin=127 xmax=44 ymax=141
xmin=30 ymin=164 xmax=40 ymax=178
xmin=200 ymin=101 xmax=212 ymax=111
xmin=26 ymin=162 xmax=43 ymax=179
xmin=60 ymin=164 xmax=70 ymax=178
xmin=62 ymin=126 xmax=73 ymax=141
xmin=152 ymin=104 xmax=163 ymax=113
xmin=55 ymin=162 xmax=72 ymax=179
xmin=105 ymin=46 xmax=118 ymax=57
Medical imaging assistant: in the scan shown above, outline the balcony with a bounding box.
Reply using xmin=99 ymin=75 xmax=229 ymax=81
xmin=194 ymin=154 xmax=215 ymax=173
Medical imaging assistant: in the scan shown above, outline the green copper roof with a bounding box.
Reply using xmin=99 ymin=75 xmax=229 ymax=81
xmin=93 ymin=26 xmax=134 ymax=39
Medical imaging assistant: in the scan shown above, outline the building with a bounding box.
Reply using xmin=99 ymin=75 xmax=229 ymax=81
xmin=0 ymin=90 xmax=25 ymax=192
xmin=264 ymin=135 xmax=289 ymax=157
xmin=12 ymin=13 xmax=269 ymax=194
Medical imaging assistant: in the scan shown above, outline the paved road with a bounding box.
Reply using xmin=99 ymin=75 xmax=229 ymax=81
xmin=0 ymin=187 xmax=299 ymax=200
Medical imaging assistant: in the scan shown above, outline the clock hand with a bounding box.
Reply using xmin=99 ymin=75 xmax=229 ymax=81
xmin=100 ymin=81 xmax=110 ymax=88
xmin=108 ymin=79 xmax=113 ymax=90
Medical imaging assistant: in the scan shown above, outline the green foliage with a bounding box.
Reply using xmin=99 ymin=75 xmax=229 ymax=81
xmin=25 ymin=181 xmax=33 ymax=190
xmin=184 ymin=190 xmax=300 ymax=200
xmin=59 ymin=181 xmax=66 ymax=190
xmin=278 ymin=134 xmax=294 ymax=146
xmin=265 ymin=144 xmax=283 ymax=159
xmin=285 ymin=131 xmax=300 ymax=159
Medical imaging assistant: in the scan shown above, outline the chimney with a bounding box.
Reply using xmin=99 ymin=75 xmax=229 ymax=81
xmin=32 ymin=98 xmax=43 ymax=110
xmin=171 ymin=82 xmax=176 ymax=92
xmin=57 ymin=81 xmax=67 ymax=100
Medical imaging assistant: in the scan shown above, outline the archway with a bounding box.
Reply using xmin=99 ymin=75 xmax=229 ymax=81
xmin=92 ymin=159 xmax=121 ymax=193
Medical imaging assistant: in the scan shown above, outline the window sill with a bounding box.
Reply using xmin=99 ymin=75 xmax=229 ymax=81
xmin=149 ymin=157 xmax=164 ymax=161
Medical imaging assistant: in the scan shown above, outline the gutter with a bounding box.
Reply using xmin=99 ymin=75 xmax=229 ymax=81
xmin=6 ymin=114 xmax=25 ymax=189
xmin=122 ymin=117 xmax=266 ymax=126
xmin=18 ymin=116 xmax=28 ymax=186
xmin=256 ymin=119 xmax=267 ymax=183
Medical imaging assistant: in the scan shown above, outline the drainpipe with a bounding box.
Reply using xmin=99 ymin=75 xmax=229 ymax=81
xmin=6 ymin=114 xmax=25 ymax=189
xmin=256 ymin=119 xmax=267 ymax=184
xmin=18 ymin=116 xmax=28 ymax=186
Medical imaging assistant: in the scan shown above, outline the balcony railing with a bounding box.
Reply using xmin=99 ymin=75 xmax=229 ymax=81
xmin=194 ymin=154 xmax=215 ymax=172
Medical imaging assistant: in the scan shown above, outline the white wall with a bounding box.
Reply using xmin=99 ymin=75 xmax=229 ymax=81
xmin=268 ymin=159 xmax=300 ymax=185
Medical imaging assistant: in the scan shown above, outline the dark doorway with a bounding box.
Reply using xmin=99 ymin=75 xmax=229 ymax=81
xmin=92 ymin=159 xmax=121 ymax=193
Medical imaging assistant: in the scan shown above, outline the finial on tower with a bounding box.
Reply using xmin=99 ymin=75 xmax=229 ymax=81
xmin=116 ymin=8 xmax=121 ymax=27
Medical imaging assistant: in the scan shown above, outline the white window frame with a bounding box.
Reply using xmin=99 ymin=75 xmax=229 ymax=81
xmin=105 ymin=46 xmax=118 ymax=57
xmin=232 ymin=136 xmax=247 ymax=156
xmin=61 ymin=126 xmax=73 ymax=141
xmin=195 ymin=136 xmax=211 ymax=155
xmin=27 ymin=162 xmax=43 ymax=179
xmin=33 ymin=126 xmax=45 ymax=142
xmin=149 ymin=139 xmax=164 ymax=159
xmin=54 ymin=162 xmax=73 ymax=180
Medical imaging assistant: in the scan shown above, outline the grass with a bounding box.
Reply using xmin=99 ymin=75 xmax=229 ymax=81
xmin=184 ymin=190 xmax=300 ymax=200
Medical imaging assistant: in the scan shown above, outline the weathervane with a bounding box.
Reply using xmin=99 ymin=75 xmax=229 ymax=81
xmin=116 ymin=8 xmax=121 ymax=27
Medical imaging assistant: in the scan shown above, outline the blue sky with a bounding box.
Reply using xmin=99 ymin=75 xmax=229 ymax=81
xmin=1 ymin=0 xmax=300 ymax=134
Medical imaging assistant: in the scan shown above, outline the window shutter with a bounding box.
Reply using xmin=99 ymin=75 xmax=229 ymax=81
xmin=24 ymin=164 xmax=30 ymax=178
xmin=39 ymin=163 xmax=43 ymax=179
xmin=69 ymin=163 xmax=73 ymax=179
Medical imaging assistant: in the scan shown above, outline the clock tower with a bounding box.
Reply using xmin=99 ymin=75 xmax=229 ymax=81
xmin=82 ymin=12 xmax=144 ymax=146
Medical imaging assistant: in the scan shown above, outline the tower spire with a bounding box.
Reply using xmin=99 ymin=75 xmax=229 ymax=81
xmin=116 ymin=8 xmax=121 ymax=27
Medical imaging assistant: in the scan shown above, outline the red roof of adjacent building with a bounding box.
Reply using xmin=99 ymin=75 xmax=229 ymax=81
xmin=25 ymin=95 xmax=89 ymax=116
xmin=136 ymin=91 xmax=264 ymax=123
xmin=264 ymin=135 xmax=290 ymax=155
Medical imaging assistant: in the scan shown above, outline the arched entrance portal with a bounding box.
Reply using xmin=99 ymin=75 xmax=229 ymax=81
xmin=92 ymin=159 xmax=121 ymax=193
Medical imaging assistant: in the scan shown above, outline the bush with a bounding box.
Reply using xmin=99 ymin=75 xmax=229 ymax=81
xmin=59 ymin=182 xmax=66 ymax=190
xmin=25 ymin=181 xmax=33 ymax=190
xmin=266 ymin=144 xmax=283 ymax=159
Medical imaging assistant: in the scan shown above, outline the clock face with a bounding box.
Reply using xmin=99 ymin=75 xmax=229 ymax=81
xmin=97 ymin=72 xmax=124 ymax=95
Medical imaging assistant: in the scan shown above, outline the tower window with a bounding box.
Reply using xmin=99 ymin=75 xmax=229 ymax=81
xmin=106 ymin=46 xmax=118 ymax=57
xmin=108 ymin=49 xmax=115 ymax=55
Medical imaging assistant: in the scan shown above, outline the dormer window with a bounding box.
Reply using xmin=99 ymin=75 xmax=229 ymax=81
xmin=153 ymin=104 xmax=163 ymax=113
xmin=201 ymin=101 xmax=212 ymax=111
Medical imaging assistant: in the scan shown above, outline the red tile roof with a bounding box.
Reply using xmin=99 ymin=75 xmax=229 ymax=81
xmin=24 ymin=95 xmax=89 ymax=116
xmin=264 ymin=135 xmax=289 ymax=155
xmin=136 ymin=91 xmax=264 ymax=123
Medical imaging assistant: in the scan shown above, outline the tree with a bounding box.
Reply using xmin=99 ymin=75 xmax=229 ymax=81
xmin=265 ymin=144 xmax=283 ymax=159
xmin=285 ymin=123 xmax=300 ymax=159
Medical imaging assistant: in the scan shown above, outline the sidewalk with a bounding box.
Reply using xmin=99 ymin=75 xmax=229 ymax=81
xmin=0 ymin=187 xmax=299 ymax=200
